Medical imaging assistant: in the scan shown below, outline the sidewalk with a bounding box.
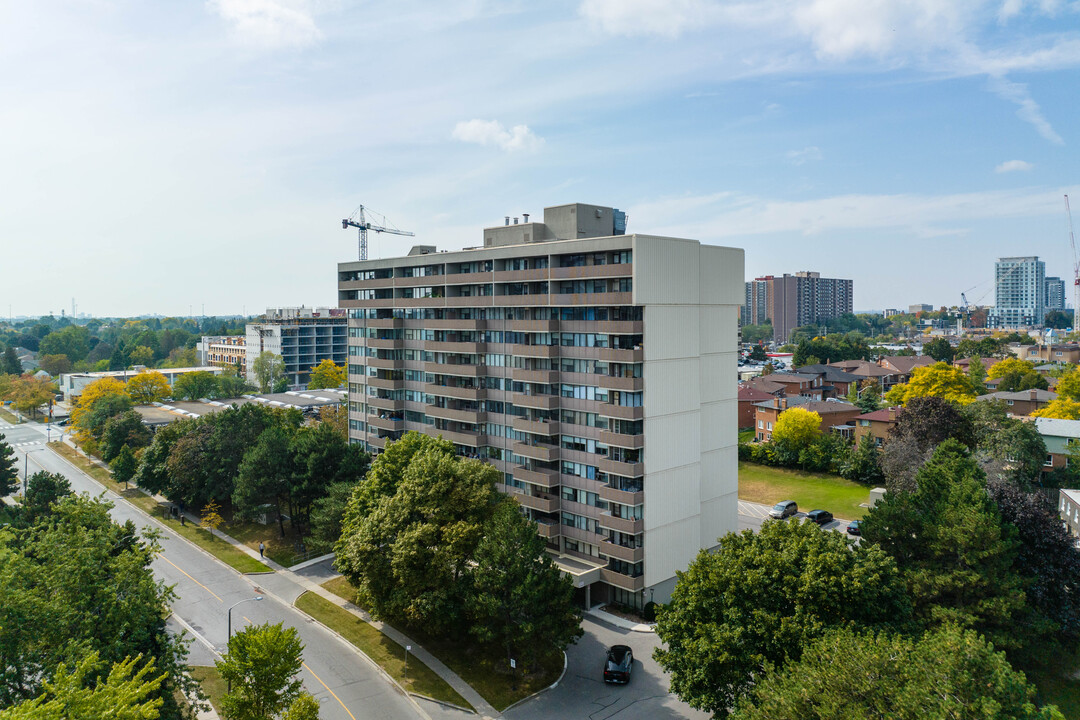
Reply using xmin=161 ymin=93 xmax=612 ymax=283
xmin=55 ymin=437 xmax=497 ymax=718
xmin=584 ymin=604 xmax=655 ymax=633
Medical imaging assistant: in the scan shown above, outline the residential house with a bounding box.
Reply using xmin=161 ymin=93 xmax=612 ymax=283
xmin=1015 ymin=343 xmax=1080 ymax=364
xmin=762 ymin=372 xmax=826 ymax=400
xmin=828 ymin=359 xmax=899 ymax=390
xmin=743 ymin=376 xmax=788 ymax=397
xmin=879 ymin=355 xmax=936 ymax=382
xmin=976 ymin=388 xmax=1057 ymax=416
xmin=1059 ymin=489 xmax=1080 ymax=539
xmin=738 ymin=386 xmax=776 ymax=428
xmin=1034 ymin=417 xmax=1080 ymax=475
xmin=794 ymin=364 xmax=864 ymax=398
xmin=754 ymin=397 xmax=862 ymax=442
xmin=853 ymin=407 xmax=902 ymax=448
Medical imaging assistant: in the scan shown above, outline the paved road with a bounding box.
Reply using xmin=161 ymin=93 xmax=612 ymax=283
xmin=505 ymin=614 xmax=709 ymax=720
xmin=738 ymin=499 xmax=858 ymax=537
xmin=0 ymin=419 xmax=425 ymax=720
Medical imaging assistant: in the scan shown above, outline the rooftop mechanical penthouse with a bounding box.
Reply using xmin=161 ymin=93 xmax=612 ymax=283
xmin=337 ymin=202 xmax=743 ymax=608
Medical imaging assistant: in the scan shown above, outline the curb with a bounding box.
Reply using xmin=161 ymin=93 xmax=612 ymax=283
xmin=291 ymin=591 xmax=434 ymax=720
xmin=410 ymin=692 xmax=476 ymax=714
xmin=500 ymin=651 xmax=568 ymax=714
xmin=290 ymin=551 xmax=335 ymax=572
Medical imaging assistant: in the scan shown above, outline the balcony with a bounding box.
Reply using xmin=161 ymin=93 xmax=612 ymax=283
xmin=598 ymin=404 xmax=644 ymax=421
xmin=511 ymin=490 xmax=559 ymax=513
xmin=367 ymin=395 xmax=405 ymax=412
xmin=339 ymin=277 xmax=395 ymax=290
xmin=600 ymin=568 xmax=644 ymax=592
xmin=511 ymin=367 xmax=558 ymax=384
xmin=505 ymin=318 xmax=559 ymax=332
xmin=366 ymin=356 xmax=400 ymax=369
xmin=423 ymin=318 xmax=487 ymax=331
xmin=600 ymin=347 xmax=644 ymax=363
xmin=512 ymin=393 xmax=559 ymax=410
xmin=426 ymin=362 xmax=483 ymax=377
xmin=508 ymin=344 xmax=559 ymax=358
xmin=550 ymin=292 xmax=632 ymax=307
xmin=444 ymin=271 xmax=494 ymax=285
xmin=366 ymin=337 xmax=403 ymax=350
xmin=512 ymin=441 xmax=559 ymax=463
xmin=598 ymin=430 xmax=644 ymax=449
xmin=512 ymin=417 xmax=560 ymax=436
xmin=367 ymin=415 xmax=404 ymax=432
xmin=598 ymin=485 xmax=644 ymax=506
xmin=600 ymin=540 xmax=644 ymax=564
xmin=536 ymin=519 xmax=560 ymax=539
xmin=601 ymin=458 xmax=644 ymax=478
xmin=549 ymin=264 xmax=632 ymax=280
xmin=367 ymin=377 xmax=405 ymax=390
xmin=598 ymin=512 xmax=644 ymax=535
xmin=493 ymin=268 xmax=550 ymax=283
xmin=365 ymin=317 xmax=403 ymax=329
xmin=367 ymin=435 xmax=388 ymax=450
xmin=425 ymin=404 xmax=485 ymax=424
xmin=427 ymin=427 xmax=486 ymax=447
xmin=426 ymin=384 xmax=485 ymax=401
xmin=600 ymin=375 xmax=644 ymax=392
xmin=513 ymin=466 xmax=560 ymax=488
xmin=424 ymin=341 xmax=486 ymax=355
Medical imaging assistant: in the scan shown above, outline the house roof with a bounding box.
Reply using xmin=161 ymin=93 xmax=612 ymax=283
xmin=1062 ymin=489 xmax=1080 ymax=505
xmin=738 ymin=386 xmax=776 ymax=402
xmin=744 ymin=377 xmax=787 ymax=395
xmin=1035 ymin=417 xmax=1080 ymax=440
xmin=978 ymin=389 xmax=1058 ymax=402
xmin=881 ymin=355 xmax=936 ymax=374
xmin=855 ymin=408 xmax=902 ymax=422
xmin=764 ymin=372 xmax=819 ymax=384
xmin=799 ymin=400 xmax=861 ymax=415
xmin=828 ymin=361 xmax=894 ymax=378
xmin=754 ymin=395 xmax=812 ymax=410
xmin=794 ymin=364 xmax=863 ymax=383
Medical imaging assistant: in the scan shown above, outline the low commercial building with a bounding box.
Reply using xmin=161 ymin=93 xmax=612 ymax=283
xmin=58 ymin=366 xmax=223 ymax=403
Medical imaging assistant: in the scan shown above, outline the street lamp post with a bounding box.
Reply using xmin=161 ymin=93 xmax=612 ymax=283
xmin=22 ymin=448 xmax=43 ymax=494
xmin=226 ymin=595 xmax=263 ymax=692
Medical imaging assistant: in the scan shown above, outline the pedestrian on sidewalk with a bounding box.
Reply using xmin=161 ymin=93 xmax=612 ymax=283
xmin=259 ymin=541 xmax=265 ymax=559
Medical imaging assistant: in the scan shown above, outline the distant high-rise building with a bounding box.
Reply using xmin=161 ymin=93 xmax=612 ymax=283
xmin=1046 ymin=276 xmax=1066 ymax=312
xmin=989 ymin=256 xmax=1046 ymax=328
xmin=764 ymin=272 xmax=853 ymax=342
xmin=908 ymin=303 xmax=934 ymax=314
xmin=245 ymin=307 xmax=348 ymax=389
xmin=743 ymin=277 xmax=770 ymax=326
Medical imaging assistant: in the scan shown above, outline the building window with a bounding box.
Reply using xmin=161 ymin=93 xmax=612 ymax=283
xmin=758 ymin=420 xmax=763 ymax=428
xmin=1045 ymin=454 xmax=1054 ymax=467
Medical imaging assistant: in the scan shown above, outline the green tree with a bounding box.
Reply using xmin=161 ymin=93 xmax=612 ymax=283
xmin=0 ymin=652 xmax=167 ymax=720
xmin=111 ymin=445 xmax=139 ymax=490
xmin=172 ymin=371 xmax=219 ymax=401
xmin=653 ymin=519 xmax=910 ymax=717
xmin=309 ymin=481 xmax=361 ymax=551
xmin=252 ymin=352 xmax=286 ymax=394
xmin=0 ymin=433 xmax=18 ymax=496
xmin=289 ymin=422 xmax=367 ymax=536
xmin=837 ymin=434 xmax=885 ymax=485
xmin=281 ymin=693 xmax=320 ymax=720
xmin=271 ymin=376 xmax=289 ymax=393
xmin=307 ymin=359 xmax=345 ymax=390
xmin=891 ymin=396 xmax=973 ymax=452
xmin=217 ymin=366 xmax=254 ymax=398
xmin=335 ymin=432 xmax=502 ymax=634
xmin=216 ymin=623 xmax=304 ymax=720
xmin=885 ymin=362 xmax=977 ymax=405
xmin=233 ymin=426 xmax=296 ymax=538
xmin=861 ymin=440 xmax=1025 ymax=651
xmin=741 ymin=324 xmax=772 ymax=344
xmin=22 ymin=471 xmax=72 ymax=521
xmin=37 ymin=326 xmax=90 ymax=364
xmin=968 ymin=355 xmax=987 ymax=395
xmin=2 ymin=346 xmax=22 ymax=375
xmin=100 ymin=409 xmax=152 ymax=462
xmin=771 ymin=407 xmax=821 ymax=452
xmin=467 ymin=501 xmax=583 ymax=667
xmin=923 ymin=336 xmax=955 ymax=363
xmin=36 ymin=354 xmax=72 ymax=377
xmin=730 ymin=625 xmax=1064 ymax=720
xmin=748 ymin=345 xmax=767 ymax=362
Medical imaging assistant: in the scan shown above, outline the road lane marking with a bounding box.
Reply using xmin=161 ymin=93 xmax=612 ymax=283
xmin=243 ymin=616 xmax=252 ymax=625
xmin=170 ymin=612 xmax=220 ymax=657
xmin=302 ymin=661 xmax=358 ymax=720
xmin=158 ymin=555 xmax=223 ymax=603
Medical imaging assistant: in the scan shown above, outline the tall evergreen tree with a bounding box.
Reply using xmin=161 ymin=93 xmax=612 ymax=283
xmin=0 ymin=433 xmax=18 ymax=496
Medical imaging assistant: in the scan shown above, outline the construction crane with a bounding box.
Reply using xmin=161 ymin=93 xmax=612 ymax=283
xmin=1067 ymin=195 xmax=1079 ymax=332
xmin=342 ymin=205 xmax=414 ymax=261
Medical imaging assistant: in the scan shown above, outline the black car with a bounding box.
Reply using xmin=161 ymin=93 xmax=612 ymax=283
xmin=846 ymin=519 xmax=861 ymax=536
xmin=604 ymin=645 xmax=634 ymax=684
xmin=806 ymin=509 xmax=833 ymax=525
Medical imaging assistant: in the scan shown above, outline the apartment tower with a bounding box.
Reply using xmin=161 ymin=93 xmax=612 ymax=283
xmin=337 ymin=202 xmax=743 ymax=607
xmin=245 ymin=307 xmax=348 ymax=389
xmin=990 ymin=257 xmax=1046 ymax=328
xmin=765 ymin=271 xmax=853 ymax=342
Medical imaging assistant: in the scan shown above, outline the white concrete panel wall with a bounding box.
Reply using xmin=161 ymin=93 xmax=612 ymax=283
xmin=644 ymin=411 xmax=702 ymax=475
xmin=632 ymin=236 xmax=701 ymax=306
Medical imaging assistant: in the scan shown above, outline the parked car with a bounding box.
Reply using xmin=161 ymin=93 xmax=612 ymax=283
xmin=846 ymin=520 xmax=861 ymax=536
xmin=769 ymin=500 xmax=799 ymax=519
xmin=604 ymin=645 xmax=634 ymax=684
xmin=806 ymin=509 xmax=834 ymax=525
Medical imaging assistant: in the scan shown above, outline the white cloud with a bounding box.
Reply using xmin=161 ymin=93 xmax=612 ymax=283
xmin=578 ymin=0 xmax=711 ymax=38
xmin=996 ymin=159 xmax=1035 ymax=173
xmin=207 ymin=0 xmax=321 ymax=49
xmin=787 ymin=146 xmax=823 ymax=165
xmin=989 ymin=77 xmax=1064 ymax=144
xmin=451 ymin=119 xmax=544 ymax=153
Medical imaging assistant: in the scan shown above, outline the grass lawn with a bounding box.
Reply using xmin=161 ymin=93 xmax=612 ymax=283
xmin=738 ymin=428 xmax=756 ymax=443
xmin=48 ymin=442 xmax=270 ymax=574
xmin=225 ymin=517 xmax=303 ymax=568
xmin=320 ymin=577 xmax=562 ymax=711
xmin=188 ymin=666 xmax=226 ymax=716
xmin=294 ymin=592 xmax=472 ymax=711
xmin=0 ymin=407 xmax=21 ymax=425
xmin=739 ymin=461 xmax=870 ymax=520
xmin=1030 ymin=664 xmax=1080 ymax=718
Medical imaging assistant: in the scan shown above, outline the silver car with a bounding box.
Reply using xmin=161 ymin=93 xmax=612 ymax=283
xmin=769 ymin=500 xmax=798 ymax=519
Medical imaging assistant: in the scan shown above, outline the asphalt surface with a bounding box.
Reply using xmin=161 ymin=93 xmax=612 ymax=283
xmin=0 ymin=418 xmax=425 ymax=720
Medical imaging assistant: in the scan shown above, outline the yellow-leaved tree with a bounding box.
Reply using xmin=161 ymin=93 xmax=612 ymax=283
xmin=126 ymin=371 xmax=171 ymax=405
xmin=884 ymin=362 xmax=976 ymax=406
xmin=985 ymin=357 xmax=1036 ymax=380
xmin=307 ymin=359 xmax=346 ymax=390
xmin=1031 ymin=398 xmax=1080 ymax=420
xmin=70 ymin=377 xmax=131 ymax=446
xmin=771 ymin=407 xmax=823 ymax=451
xmin=1054 ymin=366 xmax=1080 ymax=402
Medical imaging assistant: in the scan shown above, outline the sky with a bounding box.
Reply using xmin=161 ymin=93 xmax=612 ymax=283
xmin=2 ymin=0 xmax=1079 ymax=318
